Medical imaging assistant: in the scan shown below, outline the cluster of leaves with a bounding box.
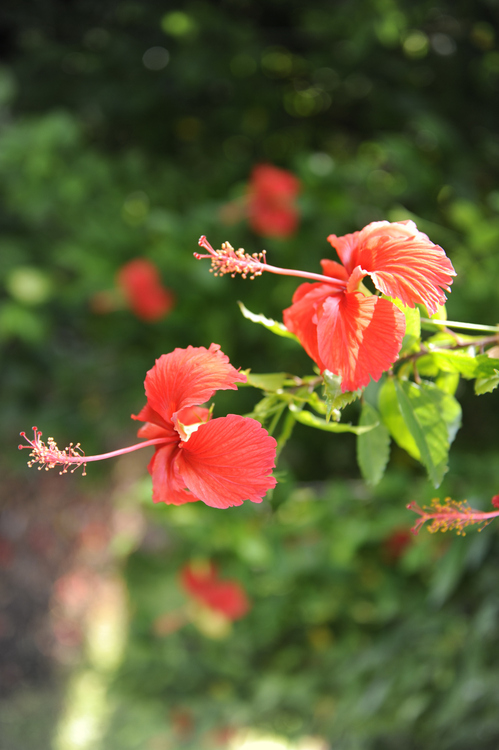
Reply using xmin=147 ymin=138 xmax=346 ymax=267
xmin=241 ymin=302 xmax=499 ymax=489
xmin=99 ymin=469 xmax=499 ymax=750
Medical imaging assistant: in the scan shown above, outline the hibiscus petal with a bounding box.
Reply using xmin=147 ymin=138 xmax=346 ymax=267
xmin=143 ymin=344 xmax=246 ymax=424
xmin=317 ymin=293 xmax=406 ymax=391
xmin=332 ymin=221 xmax=456 ymax=315
xmin=131 ymin=402 xmax=171 ymax=432
xmin=176 ymin=415 xmax=277 ymax=509
xmin=149 ymin=443 xmax=200 ymax=505
xmin=320 ymin=258 xmax=349 ymax=281
xmin=136 ymin=422 xmax=176 ymax=441
xmin=283 ymin=283 xmax=342 ymax=370
xmin=327 ymin=230 xmax=361 ymax=274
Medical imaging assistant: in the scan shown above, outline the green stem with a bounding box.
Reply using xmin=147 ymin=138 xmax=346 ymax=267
xmin=421 ymin=318 xmax=499 ymax=333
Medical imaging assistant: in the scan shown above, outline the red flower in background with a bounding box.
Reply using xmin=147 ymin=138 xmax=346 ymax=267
xmin=132 ymin=344 xmax=277 ymax=508
xmin=248 ymin=163 xmax=300 ymax=238
xmin=283 ymin=220 xmax=456 ymax=391
xmin=180 ymin=562 xmax=250 ymax=620
xmin=117 ymin=258 xmax=174 ymax=321
xmin=383 ymin=529 xmax=413 ymax=562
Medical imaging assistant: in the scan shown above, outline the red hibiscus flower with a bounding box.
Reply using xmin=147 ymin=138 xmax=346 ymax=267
xmin=180 ymin=561 xmax=250 ymax=620
xmin=117 ymin=258 xmax=174 ymax=321
xmin=283 ymin=220 xmax=456 ymax=391
xmin=248 ymin=163 xmax=300 ymax=238
xmin=131 ymin=344 xmax=277 ymax=508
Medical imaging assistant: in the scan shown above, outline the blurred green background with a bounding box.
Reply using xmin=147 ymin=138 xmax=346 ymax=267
xmin=1 ymin=1 xmax=499 ymax=748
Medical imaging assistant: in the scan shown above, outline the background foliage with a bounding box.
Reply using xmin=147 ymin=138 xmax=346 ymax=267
xmin=1 ymin=0 xmax=499 ymax=748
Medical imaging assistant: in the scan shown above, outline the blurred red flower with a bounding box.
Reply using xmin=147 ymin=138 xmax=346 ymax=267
xmin=180 ymin=561 xmax=250 ymax=620
xmin=117 ymin=258 xmax=174 ymax=321
xmin=248 ymin=163 xmax=300 ymax=238
xmin=383 ymin=529 xmax=413 ymax=562
xmin=283 ymin=220 xmax=456 ymax=391
xmin=132 ymin=344 xmax=277 ymax=508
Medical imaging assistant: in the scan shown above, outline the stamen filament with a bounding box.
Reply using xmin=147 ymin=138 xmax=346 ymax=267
xmin=19 ymin=426 xmax=175 ymax=476
xmin=195 ymin=236 xmax=345 ymax=288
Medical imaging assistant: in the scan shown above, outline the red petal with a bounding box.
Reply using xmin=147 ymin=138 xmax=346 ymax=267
xmin=317 ymin=293 xmax=406 ymax=391
xmin=327 ymin=231 xmax=361 ymax=274
xmin=320 ymin=259 xmax=349 ymax=281
xmin=131 ymin=403 xmax=172 ymax=436
xmin=176 ymin=415 xmax=277 ymax=509
xmin=283 ymin=283 xmax=342 ymax=370
xmin=338 ymin=221 xmax=455 ymax=315
xmin=143 ymin=344 xmax=246 ymax=425
xmin=149 ymin=444 xmax=200 ymax=505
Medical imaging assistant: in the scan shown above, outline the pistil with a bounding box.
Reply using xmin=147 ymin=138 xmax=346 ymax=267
xmin=19 ymin=426 xmax=174 ymax=476
xmin=408 ymin=498 xmax=499 ymax=535
xmin=195 ymin=236 xmax=346 ymax=287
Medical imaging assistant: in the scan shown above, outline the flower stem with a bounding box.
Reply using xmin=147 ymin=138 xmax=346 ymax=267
xmin=421 ymin=318 xmax=499 ymax=333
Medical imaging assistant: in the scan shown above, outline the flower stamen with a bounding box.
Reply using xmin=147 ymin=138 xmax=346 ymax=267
xmin=195 ymin=236 xmax=346 ymax=287
xmin=19 ymin=427 xmax=175 ymax=476
xmin=195 ymin=238 xmax=266 ymax=280
xmin=19 ymin=427 xmax=87 ymax=475
xmin=407 ymin=497 xmax=499 ymax=536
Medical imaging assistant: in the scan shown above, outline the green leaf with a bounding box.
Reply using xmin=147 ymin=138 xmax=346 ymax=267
xmin=356 ymin=402 xmax=391 ymax=486
xmin=427 ymin=350 xmax=478 ymax=378
xmin=473 ymin=356 xmax=499 ymax=395
xmin=290 ymin=405 xmax=377 ymax=435
xmin=435 ymin=371 xmax=460 ymax=396
xmin=474 ymin=355 xmax=499 ymax=378
xmin=379 ymin=378 xmax=461 ymax=486
xmin=379 ymin=378 xmax=420 ymax=460
xmin=322 ymin=370 xmax=362 ymax=419
xmin=475 ymin=373 xmax=499 ymax=395
xmin=238 ymin=301 xmax=299 ymax=341
xmin=400 ymin=305 xmax=421 ymax=355
xmin=394 ymin=380 xmax=461 ymax=486
xmin=245 ymin=372 xmax=289 ymax=391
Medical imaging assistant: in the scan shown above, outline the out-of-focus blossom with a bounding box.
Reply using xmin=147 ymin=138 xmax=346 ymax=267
xmin=248 ymin=163 xmax=300 ymax=238
xmin=117 ymin=258 xmax=174 ymax=321
xmin=180 ymin=561 xmax=250 ymax=620
xmin=383 ymin=528 xmax=413 ymax=561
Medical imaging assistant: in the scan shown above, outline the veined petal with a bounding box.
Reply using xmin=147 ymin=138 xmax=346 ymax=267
xmin=131 ymin=402 xmax=171 ymax=432
xmin=331 ymin=221 xmax=456 ymax=315
xmin=176 ymin=415 xmax=277 ymax=509
xmin=149 ymin=443 xmax=200 ymax=505
xmin=320 ymin=258 xmax=349 ymax=281
xmin=317 ymin=293 xmax=406 ymax=391
xmin=283 ymin=282 xmax=342 ymax=370
xmin=136 ymin=422 xmax=176 ymax=441
xmin=143 ymin=344 xmax=246 ymax=424
xmin=327 ymin=231 xmax=361 ymax=274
